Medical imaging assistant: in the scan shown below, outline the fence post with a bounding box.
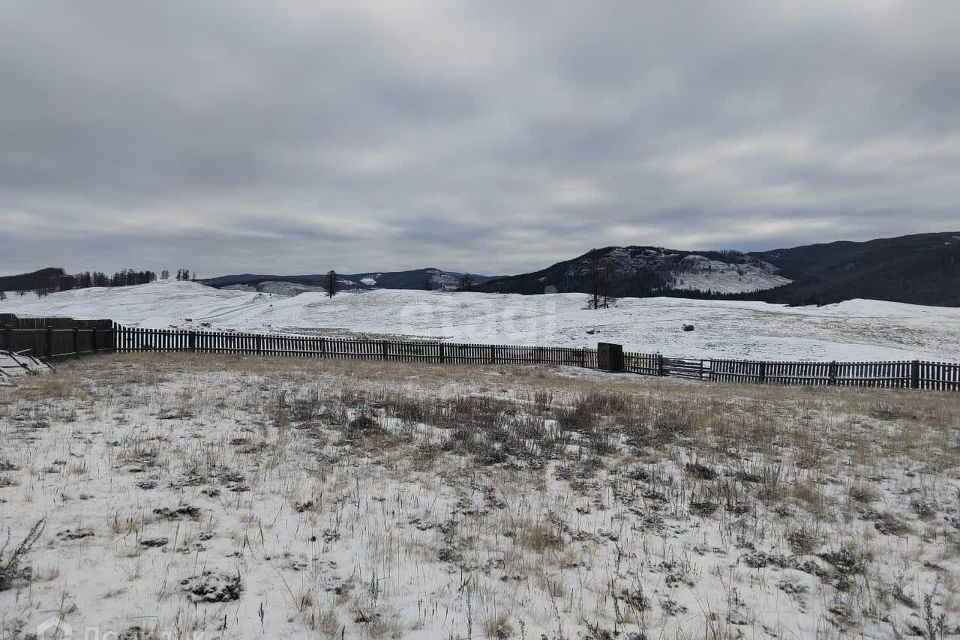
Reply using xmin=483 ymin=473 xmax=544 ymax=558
xmin=91 ymin=327 xmax=98 ymax=353
xmin=758 ymin=361 xmax=766 ymax=384
xmin=828 ymin=361 xmax=838 ymax=386
xmin=256 ymin=335 xmax=263 ymax=356
xmin=189 ymin=331 xmax=197 ymax=353
xmin=438 ymin=343 xmax=445 ymax=364
xmin=489 ymin=344 xmax=495 ymax=365
xmin=73 ymin=327 xmax=80 ymax=358
xmin=657 ymin=354 xmax=665 ymax=377
xmin=2 ymin=325 xmax=11 ymax=352
xmin=45 ymin=326 xmax=53 ymax=359
xmin=381 ymin=340 xmax=388 ymax=361
xmin=910 ymin=360 xmax=920 ymax=389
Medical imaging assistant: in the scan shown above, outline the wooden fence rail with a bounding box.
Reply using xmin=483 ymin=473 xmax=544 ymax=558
xmin=3 ymin=314 xmax=958 ymax=391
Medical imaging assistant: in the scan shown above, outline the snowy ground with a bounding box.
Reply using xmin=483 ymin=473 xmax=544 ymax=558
xmin=1 ymin=355 xmax=958 ymax=639
xmin=3 ymin=280 xmax=960 ymax=362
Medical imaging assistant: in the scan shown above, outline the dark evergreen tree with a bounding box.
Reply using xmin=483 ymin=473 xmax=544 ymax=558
xmin=326 ymin=270 xmax=338 ymax=297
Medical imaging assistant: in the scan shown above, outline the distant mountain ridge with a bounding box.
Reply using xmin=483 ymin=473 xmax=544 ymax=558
xmin=747 ymin=232 xmax=960 ymax=306
xmin=476 ymin=232 xmax=960 ymax=307
xmin=10 ymin=231 xmax=956 ymax=307
xmin=475 ymin=246 xmax=790 ymax=297
xmin=200 ymin=268 xmax=500 ymax=292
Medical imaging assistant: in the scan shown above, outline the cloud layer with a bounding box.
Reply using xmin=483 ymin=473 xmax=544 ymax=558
xmin=2 ymin=0 xmax=959 ymax=276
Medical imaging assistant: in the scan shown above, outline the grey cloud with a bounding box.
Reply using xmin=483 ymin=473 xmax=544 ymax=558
xmin=1 ymin=0 xmax=959 ymax=277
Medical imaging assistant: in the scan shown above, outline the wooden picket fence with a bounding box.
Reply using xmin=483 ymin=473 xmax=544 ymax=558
xmin=709 ymin=358 xmax=960 ymax=391
xmin=113 ymin=324 xmax=599 ymax=368
xmin=2 ymin=314 xmax=958 ymax=391
xmin=112 ymin=325 xmax=960 ymax=391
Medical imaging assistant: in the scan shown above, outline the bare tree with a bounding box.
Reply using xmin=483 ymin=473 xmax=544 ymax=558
xmin=599 ymin=260 xmax=619 ymax=308
xmin=456 ymin=273 xmax=474 ymax=292
xmin=327 ymin=270 xmax=338 ymax=297
xmin=586 ymin=253 xmax=617 ymax=309
xmin=586 ymin=254 xmax=601 ymax=309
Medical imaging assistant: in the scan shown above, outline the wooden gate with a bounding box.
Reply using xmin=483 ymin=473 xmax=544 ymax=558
xmin=662 ymin=357 xmax=707 ymax=380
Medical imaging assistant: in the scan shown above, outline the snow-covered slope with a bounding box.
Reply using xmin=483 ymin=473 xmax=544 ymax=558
xmin=480 ymin=246 xmax=791 ymax=296
xmin=587 ymin=247 xmax=790 ymax=294
xmin=670 ymin=254 xmax=790 ymax=293
xmin=201 ymin=268 xmax=498 ymax=292
xmin=3 ymin=280 xmax=959 ymax=362
xmin=222 ymin=281 xmax=327 ymax=296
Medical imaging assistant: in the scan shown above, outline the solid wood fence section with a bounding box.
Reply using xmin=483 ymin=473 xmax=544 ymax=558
xmin=0 ymin=314 xmax=114 ymax=360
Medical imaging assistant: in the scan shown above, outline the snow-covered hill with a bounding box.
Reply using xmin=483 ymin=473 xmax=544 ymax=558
xmin=479 ymin=246 xmax=791 ymax=296
xmin=582 ymin=247 xmax=790 ymax=293
xmin=3 ymin=280 xmax=959 ymax=362
xmin=201 ymin=268 xmax=498 ymax=292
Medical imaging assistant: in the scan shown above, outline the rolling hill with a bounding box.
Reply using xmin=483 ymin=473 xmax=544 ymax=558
xmin=7 ymin=232 xmax=959 ymax=307
xmin=749 ymin=232 xmax=960 ymax=306
xmin=3 ymin=279 xmax=960 ymax=362
xmin=201 ymin=268 xmax=499 ymax=292
xmin=475 ymin=247 xmax=790 ymax=297
xmin=477 ymin=232 xmax=960 ymax=307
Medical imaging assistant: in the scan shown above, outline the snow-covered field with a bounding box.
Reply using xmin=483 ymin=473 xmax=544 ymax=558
xmin=3 ymin=280 xmax=960 ymax=362
xmin=1 ymin=355 xmax=958 ymax=639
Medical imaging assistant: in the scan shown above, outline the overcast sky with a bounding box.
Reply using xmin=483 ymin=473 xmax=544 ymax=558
xmin=2 ymin=1 xmax=959 ymax=277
